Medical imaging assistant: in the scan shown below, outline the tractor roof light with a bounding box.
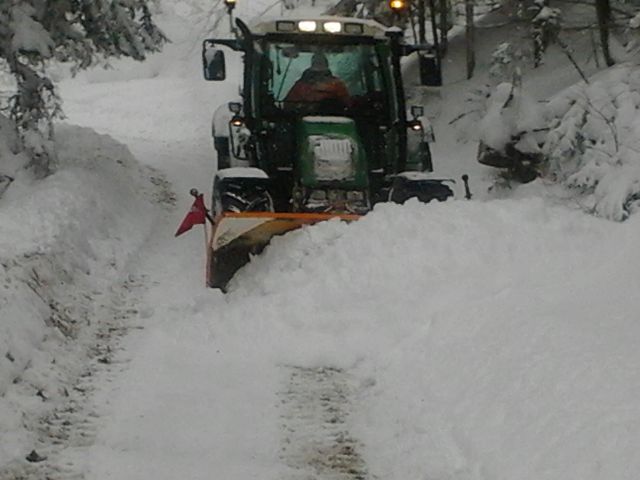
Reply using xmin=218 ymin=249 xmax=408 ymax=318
xmin=344 ymin=23 xmax=364 ymax=34
xmin=323 ymin=21 xmax=342 ymax=33
xmin=276 ymin=21 xmax=296 ymax=32
xmin=389 ymin=0 xmax=408 ymax=12
xmin=298 ymin=20 xmax=317 ymax=32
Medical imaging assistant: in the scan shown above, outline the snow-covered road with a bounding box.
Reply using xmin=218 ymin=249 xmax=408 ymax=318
xmin=57 ymin=70 xmax=640 ymax=480
xmin=3 ymin=1 xmax=638 ymax=478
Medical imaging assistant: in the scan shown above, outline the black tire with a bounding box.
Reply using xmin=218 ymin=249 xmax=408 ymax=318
xmin=389 ymin=176 xmax=454 ymax=204
xmin=512 ymin=161 xmax=539 ymax=183
xmin=208 ymin=173 xmax=274 ymax=290
xmin=213 ymin=174 xmax=273 ymax=217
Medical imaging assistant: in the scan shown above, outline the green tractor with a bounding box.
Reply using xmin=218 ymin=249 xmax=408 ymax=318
xmin=202 ymin=15 xmax=454 ymax=289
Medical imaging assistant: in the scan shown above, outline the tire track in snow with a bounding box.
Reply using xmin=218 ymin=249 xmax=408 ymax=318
xmin=279 ymin=366 xmax=371 ymax=480
xmin=0 ymin=274 xmax=151 ymax=480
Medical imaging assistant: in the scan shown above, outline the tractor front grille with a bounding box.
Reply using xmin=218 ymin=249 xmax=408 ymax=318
xmin=309 ymin=136 xmax=355 ymax=181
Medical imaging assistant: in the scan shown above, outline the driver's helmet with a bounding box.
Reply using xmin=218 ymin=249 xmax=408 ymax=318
xmin=309 ymin=52 xmax=330 ymax=73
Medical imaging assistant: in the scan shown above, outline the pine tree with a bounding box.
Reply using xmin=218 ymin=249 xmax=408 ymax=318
xmin=0 ymin=0 xmax=166 ymax=179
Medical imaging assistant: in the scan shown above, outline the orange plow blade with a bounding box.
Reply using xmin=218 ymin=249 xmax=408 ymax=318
xmin=207 ymin=211 xmax=360 ymax=290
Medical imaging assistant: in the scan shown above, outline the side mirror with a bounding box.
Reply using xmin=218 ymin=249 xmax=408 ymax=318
xmin=203 ymin=46 xmax=226 ymax=81
xmin=410 ymin=105 xmax=424 ymax=119
xmin=419 ymin=53 xmax=442 ymax=87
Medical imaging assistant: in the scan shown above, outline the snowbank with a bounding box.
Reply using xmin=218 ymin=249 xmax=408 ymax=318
xmin=0 ymin=114 xmax=26 ymax=193
xmin=0 ymin=125 xmax=160 ymax=465
xmin=208 ymin=198 xmax=640 ymax=480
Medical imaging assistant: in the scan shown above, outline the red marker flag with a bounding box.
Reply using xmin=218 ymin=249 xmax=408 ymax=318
xmin=175 ymin=194 xmax=207 ymax=237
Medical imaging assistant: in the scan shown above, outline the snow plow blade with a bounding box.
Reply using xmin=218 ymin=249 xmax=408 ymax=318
xmin=207 ymin=211 xmax=360 ymax=290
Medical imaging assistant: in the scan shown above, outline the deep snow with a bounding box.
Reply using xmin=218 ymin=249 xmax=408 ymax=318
xmin=0 ymin=125 xmax=164 ymax=470
xmin=2 ymin=1 xmax=640 ymax=479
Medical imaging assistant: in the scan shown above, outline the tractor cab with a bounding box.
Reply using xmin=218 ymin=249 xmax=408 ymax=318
xmin=203 ymin=17 xmax=442 ymax=213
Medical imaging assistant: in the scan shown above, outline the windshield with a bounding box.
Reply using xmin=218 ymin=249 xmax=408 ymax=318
xmin=258 ymin=40 xmax=387 ymax=116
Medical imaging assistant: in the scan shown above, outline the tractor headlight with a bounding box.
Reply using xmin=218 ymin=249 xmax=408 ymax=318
xmin=309 ymin=190 xmax=327 ymax=202
xmin=346 ymin=190 xmax=369 ymax=214
xmin=408 ymin=120 xmax=423 ymax=132
xmin=323 ymin=21 xmax=342 ymax=33
xmin=346 ymin=191 xmax=364 ymax=201
xmin=293 ymin=188 xmax=305 ymax=201
xmin=327 ymin=190 xmax=346 ymax=202
xmin=298 ymin=21 xmax=317 ymax=32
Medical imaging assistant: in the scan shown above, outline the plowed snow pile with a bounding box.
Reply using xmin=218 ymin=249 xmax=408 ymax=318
xmin=0 ymin=126 xmax=161 ymax=467
xmin=210 ymin=198 xmax=640 ymax=480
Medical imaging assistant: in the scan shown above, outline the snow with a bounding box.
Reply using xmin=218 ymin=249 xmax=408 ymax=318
xmin=9 ymin=4 xmax=54 ymax=57
xmin=212 ymin=102 xmax=233 ymax=136
xmin=478 ymin=82 xmax=546 ymax=153
xmin=2 ymin=1 xmax=640 ymax=479
xmin=397 ymin=170 xmax=453 ymax=181
xmin=303 ymin=115 xmax=354 ymax=124
xmin=0 ymin=114 xmax=25 ymax=176
xmin=216 ymin=167 xmax=268 ymax=179
xmin=226 ymin=198 xmax=640 ymax=479
xmin=0 ymin=125 xmax=162 ymax=469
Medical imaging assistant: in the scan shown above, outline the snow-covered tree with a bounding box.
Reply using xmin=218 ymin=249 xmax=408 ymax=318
xmin=530 ymin=0 xmax=561 ymax=68
xmin=0 ymin=0 xmax=166 ymax=180
xmin=544 ymin=65 xmax=640 ymax=220
xmin=489 ymin=42 xmax=523 ymax=83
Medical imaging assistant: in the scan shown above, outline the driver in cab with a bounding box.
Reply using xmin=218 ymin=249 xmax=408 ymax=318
xmin=284 ymin=52 xmax=350 ymax=107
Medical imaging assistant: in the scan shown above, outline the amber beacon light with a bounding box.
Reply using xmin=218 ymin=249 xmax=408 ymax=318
xmin=389 ymin=0 xmax=408 ymax=12
xmin=224 ymin=0 xmax=237 ymax=11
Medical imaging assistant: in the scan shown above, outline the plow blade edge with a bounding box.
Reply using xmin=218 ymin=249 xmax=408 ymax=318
xmin=207 ymin=211 xmax=360 ymax=290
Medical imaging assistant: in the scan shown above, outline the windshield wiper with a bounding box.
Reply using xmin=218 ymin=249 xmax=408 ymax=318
xmin=275 ymin=57 xmax=294 ymax=101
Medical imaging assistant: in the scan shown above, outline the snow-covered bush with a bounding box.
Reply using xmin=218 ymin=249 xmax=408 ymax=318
xmin=489 ymin=42 xmax=520 ymax=82
xmin=456 ymin=41 xmax=528 ymax=143
xmin=544 ymin=63 xmax=640 ymax=221
xmin=474 ymin=81 xmax=547 ymax=181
